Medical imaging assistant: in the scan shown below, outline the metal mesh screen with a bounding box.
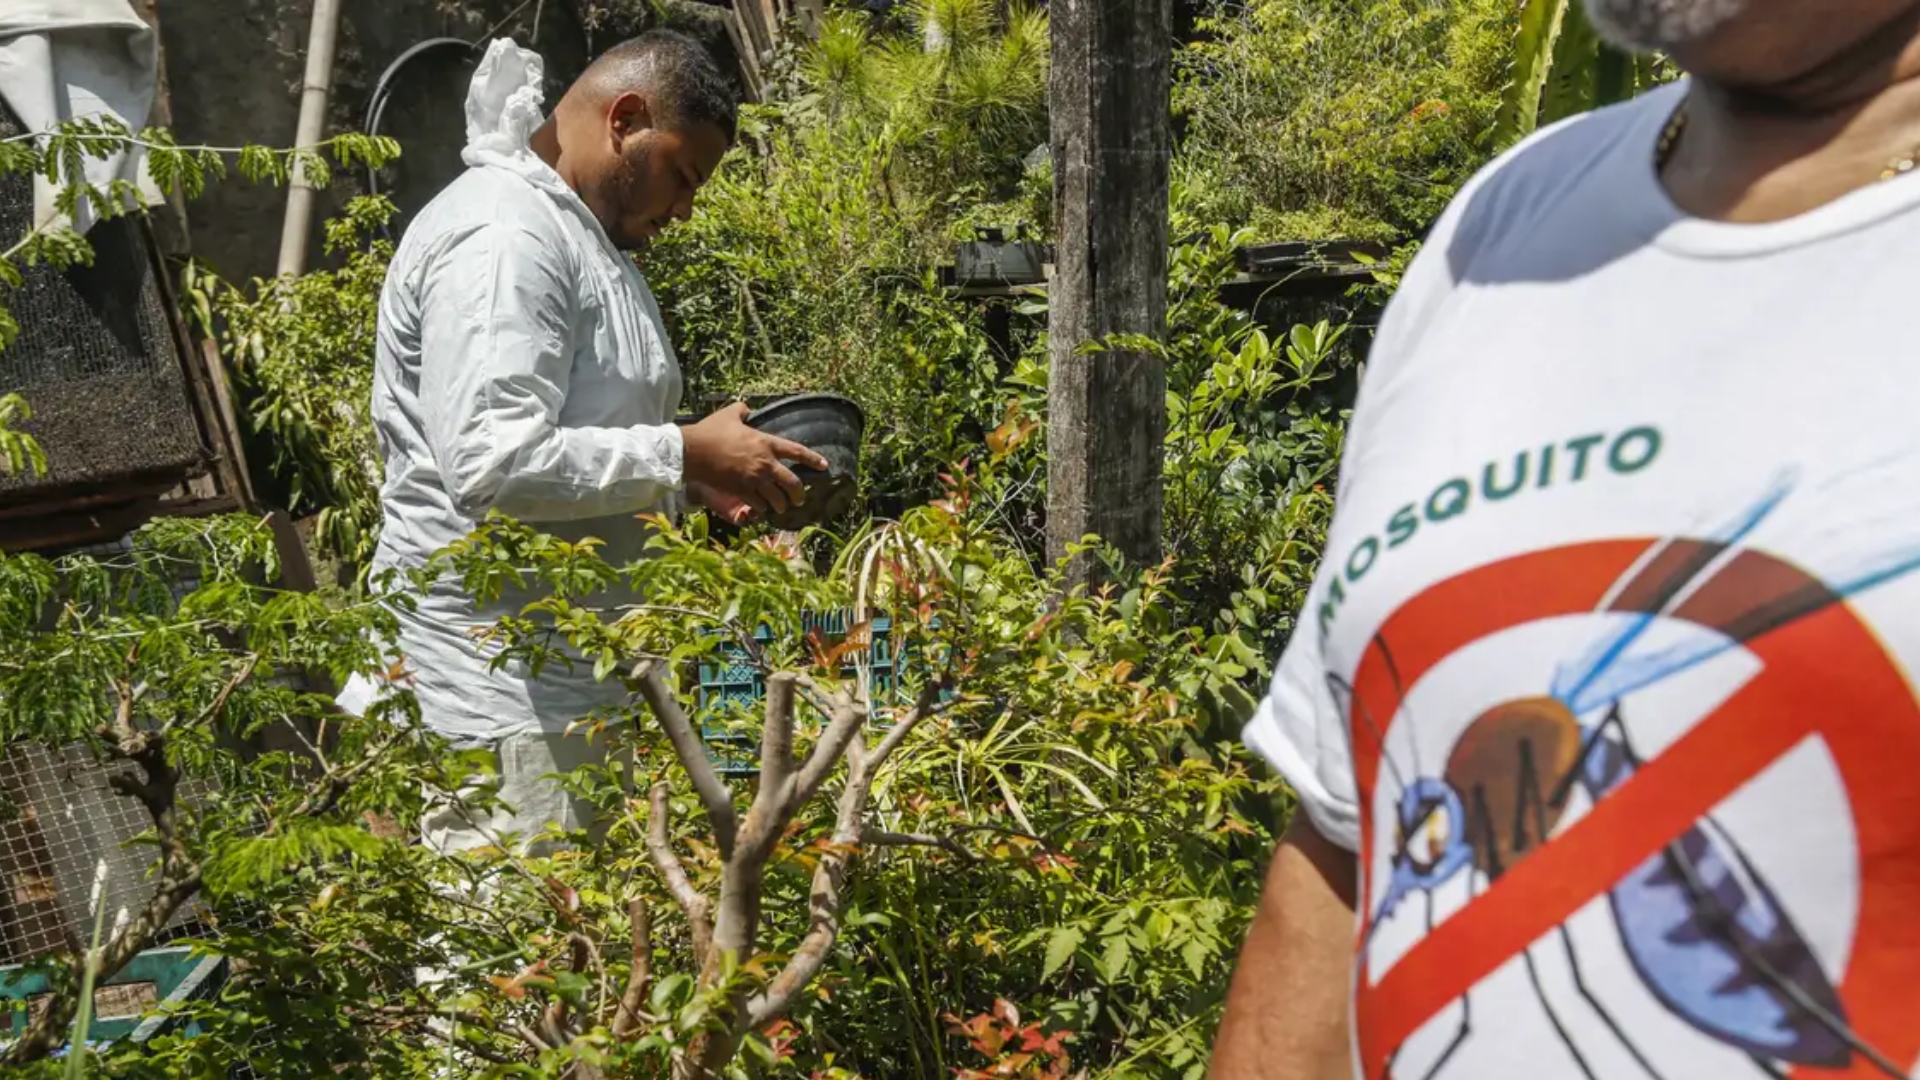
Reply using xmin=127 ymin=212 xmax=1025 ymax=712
xmin=0 ymin=536 xmax=207 ymax=967
xmin=0 ymin=102 xmax=204 ymax=504
xmin=0 ymin=743 xmax=207 ymax=965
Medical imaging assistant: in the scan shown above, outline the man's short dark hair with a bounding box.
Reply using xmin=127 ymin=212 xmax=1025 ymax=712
xmin=582 ymin=30 xmax=739 ymax=142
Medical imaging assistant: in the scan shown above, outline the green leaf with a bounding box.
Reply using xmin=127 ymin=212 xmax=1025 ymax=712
xmin=1493 ymin=0 xmax=1567 ymax=148
xmin=1099 ymin=932 xmax=1132 ymax=981
xmin=1539 ymin=0 xmax=1600 ymax=128
xmin=1181 ymin=937 xmax=1212 ymax=980
xmin=1041 ymin=925 xmax=1083 ymax=980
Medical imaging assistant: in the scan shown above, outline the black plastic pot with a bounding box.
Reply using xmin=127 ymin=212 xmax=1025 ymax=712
xmin=745 ymin=393 xmax=865 ymax=530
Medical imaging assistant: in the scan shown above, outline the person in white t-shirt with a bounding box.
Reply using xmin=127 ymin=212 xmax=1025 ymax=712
xmin=1213 ymin=2 xmax=1920 ymax=1079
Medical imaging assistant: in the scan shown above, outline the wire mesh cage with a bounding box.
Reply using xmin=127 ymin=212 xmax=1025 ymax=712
xmin=0 ymin=100 xmax=206 ymax=508
xmin=0 ymin=535 xmax=209 ymax=972
xmin=0 ymin=532 xmax=326 ymax=1065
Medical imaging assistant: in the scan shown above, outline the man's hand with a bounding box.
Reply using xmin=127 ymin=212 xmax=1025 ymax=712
xmin=687 ymin=480 xmax=755 ymax=526
xmin=680 ymin=403 xmax=830 ymax=517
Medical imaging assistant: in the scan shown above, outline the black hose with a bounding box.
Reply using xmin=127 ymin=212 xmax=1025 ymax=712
xmin=361 ymin=36 xmax=480 ymax=234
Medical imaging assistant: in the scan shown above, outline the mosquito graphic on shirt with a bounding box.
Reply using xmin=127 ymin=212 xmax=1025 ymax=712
xmin=1331 ymin=476 xmax=1920 ymax=1080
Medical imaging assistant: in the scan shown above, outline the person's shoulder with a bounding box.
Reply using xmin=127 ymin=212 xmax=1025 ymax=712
xmin=1439 ymin=81 xmax=1683 ymax=262
xmin=402 ymin=170 xmax=573 ymax=269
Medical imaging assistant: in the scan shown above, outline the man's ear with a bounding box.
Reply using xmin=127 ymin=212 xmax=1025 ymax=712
xmin=607 ymin=92 xmax=654 ymax=146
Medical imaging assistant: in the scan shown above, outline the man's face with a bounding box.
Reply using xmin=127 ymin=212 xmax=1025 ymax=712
xmin=594 ymin=97 xmax=729 ymax=251
xmin=1585 ymin=0 xmax=1920 ymax=89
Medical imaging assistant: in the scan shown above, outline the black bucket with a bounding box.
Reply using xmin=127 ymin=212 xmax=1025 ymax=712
xmin=745 ymin=393 xmax=865 ymax=530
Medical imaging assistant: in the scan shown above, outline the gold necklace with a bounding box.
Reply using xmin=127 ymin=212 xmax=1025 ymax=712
xmin=1656 ymin=103 xmax=1920 ymax=181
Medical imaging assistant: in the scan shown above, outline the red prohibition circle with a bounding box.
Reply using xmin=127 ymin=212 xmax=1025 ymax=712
xmin=1339 ymin=539 xmax=1920 ymax=1080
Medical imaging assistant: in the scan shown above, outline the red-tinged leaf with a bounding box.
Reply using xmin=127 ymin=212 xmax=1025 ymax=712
xmin=807 ymin=628 xmax=835 ymax=670
xmin=993 ymin=1053 xmax=1034 ymax=1076
xmin=1020 ymin=1029 xmax=1047 ymax=1052
xmin=487 ymin=974 xmax=526 ymax=1000
xmin=993 ymin=998 xmax=1020 ymax=1028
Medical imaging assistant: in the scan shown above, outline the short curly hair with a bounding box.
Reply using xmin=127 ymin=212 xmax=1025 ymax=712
xmin=579 ymin=29 xmax=739 ymax=142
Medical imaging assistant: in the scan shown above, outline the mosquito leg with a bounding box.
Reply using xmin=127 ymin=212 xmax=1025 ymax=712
xmin=1554 ymin=924 xmax=1666 ymax=1080
xmin=1525 ymin=947 xmax=1598 ymax=1080
xmin=1743 ymin=1054 xmax=1787 ymax=1079
xmin=1412 ymin=991 xmax=1471 ymax=1080
xmin=1414 ymin=889 xmax=1471 ymax=1080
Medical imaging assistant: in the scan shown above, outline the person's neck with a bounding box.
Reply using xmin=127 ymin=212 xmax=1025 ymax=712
xmin=530 ymin=119 xmax=574 ymax=184
xmin=1665 ymin=21 xmax=1920 ymax=222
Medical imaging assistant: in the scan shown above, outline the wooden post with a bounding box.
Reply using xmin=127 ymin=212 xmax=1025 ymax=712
xmin=1045 ymin=0 xmax=1172 ymax=584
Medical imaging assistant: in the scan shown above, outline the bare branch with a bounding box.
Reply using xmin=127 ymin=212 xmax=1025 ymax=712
xmin=645 ymin=782 xmax=713 ymax=966
xmin=862 ymin=828 xmax=976 ymax=860
xmin=612 ymin=899 xmax=654 ymax=1038
xmin=562 ymin=931 xmax=606 ymax=1038
xmin=789 ymin=674 xmax=868 ymax=809
xmin=634 ymin=662 xmax=737 ymax=858
xmin=793 ymin=679 xmax=839 ymax=727
xmin=746 ymin=756 xmax=874 ymax=1030
xmin=513 ymin=1021 xmax=554 ymax=1054
xmin=871 ymin=680 xmax=951 ymax=768
xmin=758 ymin=673 xmax=798 ymax=805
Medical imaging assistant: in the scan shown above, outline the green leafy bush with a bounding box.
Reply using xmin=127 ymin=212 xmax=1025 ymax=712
xmin=187 ymin=197 xmax=395 ymax=579
xmin=1175 ymin=0 xmax=1514 ymax=241
xmin=646 ymin=0 xmax=1050 ymax=513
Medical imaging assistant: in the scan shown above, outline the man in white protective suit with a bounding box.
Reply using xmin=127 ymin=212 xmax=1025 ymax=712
xmin=336 ymin=32 xmax=828 ymax=857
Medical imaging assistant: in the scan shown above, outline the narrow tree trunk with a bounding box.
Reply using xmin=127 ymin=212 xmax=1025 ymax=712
xmin=1044 ymin=0 xmax=1173 ymax=585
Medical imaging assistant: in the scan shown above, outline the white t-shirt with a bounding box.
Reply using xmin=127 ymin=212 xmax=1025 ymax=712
xmin=1244 ymin=79 xmax=1920 ymax=1080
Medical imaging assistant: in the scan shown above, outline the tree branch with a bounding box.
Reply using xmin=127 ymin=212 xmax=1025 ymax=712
xmin=861 ymin=828 xmax=977 ymax=860
xmin=745 ymin=755 xmax=875 ymax=1031
xmin=1 ymin=720 xmax=412 ymax=1066
xmin=612 ymin=899 xmax=654 ymax=1038
xmin=788 ymin=675 xmax=868 ymax=810
xmin=757 ymin=673 xmax=797 ymax=809
xmin=173 ymin=653 xmax=258 ymax=736
xmin=2 ymin=728 xmax=191 ymax=1065
xmin=634 ymin=662 xmax=738 ymax=858
xmin=645 ymin=782 xmax=713 ymax=967
xmin=870 ymin=680 xmax=951 ymax=768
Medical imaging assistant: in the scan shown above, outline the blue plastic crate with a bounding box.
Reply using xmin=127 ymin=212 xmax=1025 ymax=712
xmin=694 ymin=613 xmax=936 ymax=776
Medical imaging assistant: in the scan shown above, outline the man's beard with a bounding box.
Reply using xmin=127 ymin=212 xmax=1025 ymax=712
xmin=602 ymin=143 xmax=654 ymax=251
xmin=1584 ymin=0 xmax=1748 ymax=52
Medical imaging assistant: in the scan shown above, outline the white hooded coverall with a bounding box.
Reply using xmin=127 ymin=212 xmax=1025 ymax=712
xmin=337 ymin=41 xmax=684 ymax=836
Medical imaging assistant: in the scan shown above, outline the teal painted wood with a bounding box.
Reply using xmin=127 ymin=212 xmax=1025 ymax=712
xmin=1 ymin=945 xmax=226 ymax=1046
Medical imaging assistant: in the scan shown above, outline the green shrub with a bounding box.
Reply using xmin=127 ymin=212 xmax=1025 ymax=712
xmin=187 ymin=197 xmax=394 ymax=579
xmin=1175 ymin=0 xmax=1513 ymax=241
